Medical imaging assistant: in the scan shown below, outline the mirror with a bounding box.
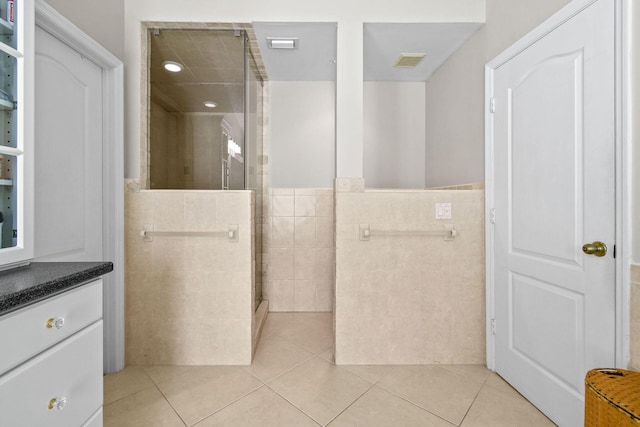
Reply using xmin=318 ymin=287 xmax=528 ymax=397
xmin=362 ymin=23 xmax=482 ymax=189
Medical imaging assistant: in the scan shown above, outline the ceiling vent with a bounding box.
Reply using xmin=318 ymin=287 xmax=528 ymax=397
xmin=267 ymin=38 xmax=298 ymax=49
xmin=393 ymin=53 xmax=426 ymax=68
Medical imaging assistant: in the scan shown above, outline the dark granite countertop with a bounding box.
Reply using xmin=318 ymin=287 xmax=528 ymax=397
xmin=0 ymin=262 xmax=113 ymax=316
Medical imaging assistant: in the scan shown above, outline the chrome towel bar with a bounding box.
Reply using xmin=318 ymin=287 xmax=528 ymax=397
xmin=140 ymin=224 xmax=239 ymax=242
xmin=359 ymin=224 xmax=456 ymax=241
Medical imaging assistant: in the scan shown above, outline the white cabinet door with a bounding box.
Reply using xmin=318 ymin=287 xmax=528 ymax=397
xmin=34 ymin=26 xmax=103 ymax=262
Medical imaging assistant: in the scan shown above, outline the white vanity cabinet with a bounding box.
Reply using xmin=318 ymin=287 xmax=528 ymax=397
xmin=0 ymin=279 xmax=103 ymax=427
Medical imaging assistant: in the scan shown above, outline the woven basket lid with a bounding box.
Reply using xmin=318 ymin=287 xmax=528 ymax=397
xmin=586 ymin=369 xmax=640 ymax=420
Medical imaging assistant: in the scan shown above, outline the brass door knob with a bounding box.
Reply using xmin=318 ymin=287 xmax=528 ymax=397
xmin=582 ymin=241 xmax=607 ymax=257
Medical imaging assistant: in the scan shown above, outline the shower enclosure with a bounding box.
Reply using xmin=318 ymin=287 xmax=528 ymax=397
xmin=147 ymin=27 xmax=265 ymax=310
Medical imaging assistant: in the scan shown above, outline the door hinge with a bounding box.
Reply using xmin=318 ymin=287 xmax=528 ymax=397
xmin=489 ymin=208 xmax=496 ymax=224
xmin=491 ymin=318 xmax=496 ymax=335
xmin=613 ymin=244 xmax=616 ymax=258
xmin=490 ymin=97 xmax=496 ymax=113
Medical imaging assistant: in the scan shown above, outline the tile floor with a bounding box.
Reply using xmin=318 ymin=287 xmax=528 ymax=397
xmin=104 ymin=312 xmax=556 ymax=426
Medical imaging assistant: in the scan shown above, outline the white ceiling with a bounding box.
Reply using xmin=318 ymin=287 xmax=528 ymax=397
xmin=149 ymin=23 xmax=483 ymax=113
xmin=363 ymin=23 xmax=482 ymax=81
xmin=253 ymin=22 xmax=338 ymax=81
xmin=253 ymin=22 xmax=482 ymax=82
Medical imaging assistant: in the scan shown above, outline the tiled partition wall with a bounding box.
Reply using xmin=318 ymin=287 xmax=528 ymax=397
xmin=125 ymin=186 xmax=255 ymax=365
xmin=335 ymin=179 xmax=485 ymax=364
xmin=264 ymin=188 xmax=335 ymax=312
xmin=631 ymin=265 xmax=640 ymax=370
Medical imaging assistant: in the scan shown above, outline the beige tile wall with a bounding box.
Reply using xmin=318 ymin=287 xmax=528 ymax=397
xmin=335 ymin=183 xmax=485 ymax=364
xmin=264 ymin=188 xmax=335 ymax=312
xmin=631 ymin=264 xmax=640 ymax=370
xmin=125 ymin=188 xmax=255 ymax=365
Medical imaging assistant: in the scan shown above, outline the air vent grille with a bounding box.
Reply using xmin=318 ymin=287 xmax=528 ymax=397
xmin=393 ymin=53 xmax=426 ymax=68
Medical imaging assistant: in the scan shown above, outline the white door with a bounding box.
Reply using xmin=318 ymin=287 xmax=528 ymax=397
xmin=34 ymin=26 xmax=103 ymax=261
xmin=490 ymin=1 xmax=615 ymax=426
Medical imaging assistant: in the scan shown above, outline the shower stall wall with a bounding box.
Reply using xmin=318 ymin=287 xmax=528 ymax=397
xmin=334 ymin=183 xmax=485 ymax=364
xmin=124 ymin=189 xmax=255 ymax=365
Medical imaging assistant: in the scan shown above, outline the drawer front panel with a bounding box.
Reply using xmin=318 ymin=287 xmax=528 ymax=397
xmin=0 ymin=321 xmax=103 ymax=427
xmin=83 ymin=407 xmax=103 ymax=427
xmin=0 ymin=279 xmax=102 ymax=374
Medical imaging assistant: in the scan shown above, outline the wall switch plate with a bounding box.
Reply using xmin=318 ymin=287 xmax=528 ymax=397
xmin=435 ymin=202 xmax=452 ymax=219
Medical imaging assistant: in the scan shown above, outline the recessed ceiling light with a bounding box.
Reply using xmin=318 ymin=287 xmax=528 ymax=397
xmin=163 ymin=61 xmax=183 ymax=72
xmin=267 ymin=38 xmax=298 ymax=49
xmin=203 ymin=101 xmax=218 ymax=108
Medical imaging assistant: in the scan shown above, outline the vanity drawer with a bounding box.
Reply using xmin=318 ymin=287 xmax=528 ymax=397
xmin=83 ymin=407 xmax=103 ymax=427
xmin=0 ymin=279 xmax=102 ymax=375
xmin=0 ymin=320 xmax=103 ymax=427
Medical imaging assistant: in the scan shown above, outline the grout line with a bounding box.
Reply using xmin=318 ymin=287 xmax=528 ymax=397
xmin=259 ymin=351 xmax=319 ymax=385
xmin=263 ymin=382 xmax=323 ymax=426
xmin=185 ymin=381 xmax=265 ymax=427
xmin=322 ymin=380 xmax=376 ymax=426
xmin=103 ymin=382 xmax=157 ymax=406
xmin=339 ymin=364 xmax=394 ymax=385
xmin=152 ymin=384 xmax=188 ymax=427
xmin=103 ymin=367 xmax=158 ymax=406
xmin=455 ymin=373 xmax=491 ymax=427
xmin=374 ymin=379 xmax=459 ymax=426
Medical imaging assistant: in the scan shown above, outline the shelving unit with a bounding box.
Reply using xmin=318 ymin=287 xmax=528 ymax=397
xmin=0 ymin=179 xmax=12 ymax=186
xmin=0 ymin=99 xmax=14 ymax=110
xmin=0 ymin=18 xmax=13 ymax=36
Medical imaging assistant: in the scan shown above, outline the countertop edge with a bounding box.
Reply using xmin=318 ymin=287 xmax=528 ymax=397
xmin=0 ymin=262 xmax=114 ymax=316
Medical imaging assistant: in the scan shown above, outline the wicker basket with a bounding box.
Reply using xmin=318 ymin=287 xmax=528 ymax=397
xmin=585 ymin=368 xmax=640 ymax=426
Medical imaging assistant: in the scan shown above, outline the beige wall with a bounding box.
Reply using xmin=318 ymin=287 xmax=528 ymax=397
xmin=335 ymin=182 xmax=485 ymax=364
xmin=46 ymin=0 xmax=124 ymax=59
xmin=364 ymin=82 xmax=426 ymax=189
xmin=269 ymin=82 xmax=335 ymax=188
xmin=264 ymin=188 xmax=334 ymax=312
xmin=124 ymin=189 xmax=255 ymax=365
xmin=424 ymin=0 xmax=572 ymax=187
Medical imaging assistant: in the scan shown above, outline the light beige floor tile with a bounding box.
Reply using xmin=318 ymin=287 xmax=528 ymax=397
xmin=156 ymin=366 xmax=263 ymax=426
xmin=269 ymin=357 xmax=372 ymax=426
xmin=318 ymin=346 xmax=335 ymax=363
xmin=262 ymin=313 xmax=301 ymax=337
xmin=341 ymin=365 xmax=393 ymax=384
xmin=144 ymin=365 xmax=193 ymax=385
xmin=104 ymin=365 xmax=155 ymax=405
xmin=195 ymin=386 xmax=319 ymax=427
xmin=461 ymin=385 xmax=556 ymax=427
xmin=277 ymin=313 xmax=333 ymax=353
xmin=440 ymin=364 xmax=491 ymax=385
xmin=104 ymin=386 xmax=185 ymax=427
xmin=484 ymin=372 xmax=524 ymax=398
xmin=328 ymin=386 xmax=455 ymax=427
xmin=377 ymin=365 xmax=483 ymax=425
xmin=245 ymin=334 xmax=314 ymax=382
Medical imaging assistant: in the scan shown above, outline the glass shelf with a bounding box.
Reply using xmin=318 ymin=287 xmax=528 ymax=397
xmin=0 ymin=98 xmax=14 ymax=110
xmin=0 ymin=17 xmax=13 ymax=35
